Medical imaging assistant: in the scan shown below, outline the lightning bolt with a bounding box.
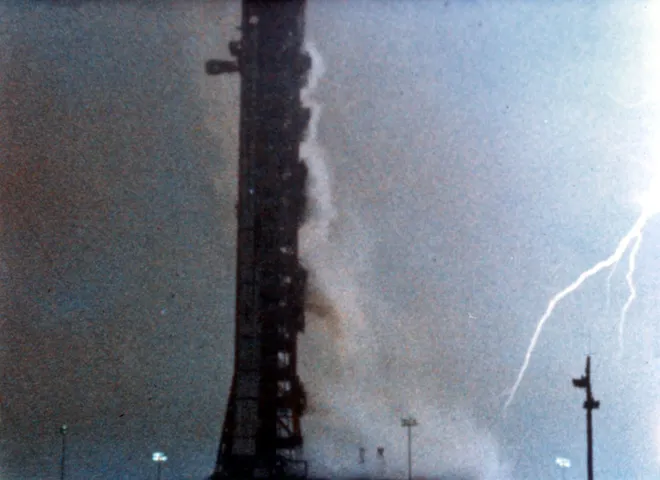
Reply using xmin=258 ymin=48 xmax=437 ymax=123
xmin=618 ymin=232 xmax=644 ymax=359
xmin=503 ymin=211 xmax=654 ymax=412
xmin=503 ymin=0 xmax=660 ymax=411
xmin=604 ymin=253 xmax=618 ymax=314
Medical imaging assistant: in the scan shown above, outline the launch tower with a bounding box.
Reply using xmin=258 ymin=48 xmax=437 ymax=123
xmin=206 ymin=1 xmax=312 ymax=478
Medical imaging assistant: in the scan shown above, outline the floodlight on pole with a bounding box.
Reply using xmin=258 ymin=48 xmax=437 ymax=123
xmin=152 ymin=451 xmax=167 ymax=480
xmin=556 ymin=457 xmax=571 ymax=480
xmin=401 ymin=416 xmax=418 ymax=480
xmin=59 ymin=424 xmax=68 ymax=480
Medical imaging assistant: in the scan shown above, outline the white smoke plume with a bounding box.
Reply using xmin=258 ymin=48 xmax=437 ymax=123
xmin=296 ymin=42 xmax=513 ymax=480
xmin=299 ymin=42 xmax=335 ymax=246
xmin=298 ymin=41 xmax=368 ymax=349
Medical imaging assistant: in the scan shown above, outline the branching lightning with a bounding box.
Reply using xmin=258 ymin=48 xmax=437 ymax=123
xmin=504 ymin=2 xmax=660 ymax=412
xmin=618 ymin=233 xmax=644 ymax=359
xmin=604 ymin=252 xmax=618 ymax=314
xmin=504 ymin=211 xmax=654 ymax=411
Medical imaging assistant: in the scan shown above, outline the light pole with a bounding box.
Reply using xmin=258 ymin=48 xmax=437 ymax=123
xmin=573 ymin=355 xmax=599 ymax=480
xmin=401 ymin=416 xmax=418 ymax=480
xmin=59 ymin=424 xmax=68 ymax=480
xmin=152 ymin=451 xmax=167 ymax=480
xmin=555 ymin=457 xmax=571 ymax=480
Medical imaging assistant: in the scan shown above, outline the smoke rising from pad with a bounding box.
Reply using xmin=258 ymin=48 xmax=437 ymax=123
xmin=296 ymin=41 xmax=512 ymax=480
xmin=299 ymin=42 xmax=335 ymax=248
xmin=298 ymin=41 xmax=368 ymax=347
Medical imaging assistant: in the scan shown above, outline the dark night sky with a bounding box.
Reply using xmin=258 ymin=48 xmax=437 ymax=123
xmin=2 ymin=1 xmax=660 ymax=479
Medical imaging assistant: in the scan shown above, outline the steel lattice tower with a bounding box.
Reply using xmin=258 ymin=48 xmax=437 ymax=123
xmin=206 ymin=1 xmax=311 ymax=478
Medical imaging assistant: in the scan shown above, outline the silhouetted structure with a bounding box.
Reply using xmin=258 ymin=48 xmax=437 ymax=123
xmin=573 ymin=355 xmax=600 ymax=480
xmin=206 ymin=1 xmax=312 ymax=478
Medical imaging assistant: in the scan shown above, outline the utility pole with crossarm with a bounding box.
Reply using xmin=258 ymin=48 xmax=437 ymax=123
xmin=573 ymin=355 xmax=600 ymax=480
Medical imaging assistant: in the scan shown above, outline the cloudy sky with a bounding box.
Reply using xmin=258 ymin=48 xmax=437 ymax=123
xmin=2 ymin=1 xmax=660 ymax=479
